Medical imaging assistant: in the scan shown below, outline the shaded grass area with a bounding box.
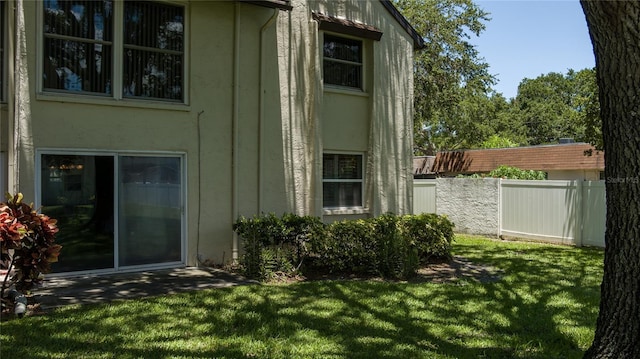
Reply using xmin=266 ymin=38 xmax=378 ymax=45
xmin=0 ymin=235 xmax=603 ymax=358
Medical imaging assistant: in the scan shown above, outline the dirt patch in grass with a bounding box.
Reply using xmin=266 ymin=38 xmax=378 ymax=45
xmin=412 ymin=256 xmax=503 ymax=284
xmin=269 ymin=256 xmax=503 ymax=285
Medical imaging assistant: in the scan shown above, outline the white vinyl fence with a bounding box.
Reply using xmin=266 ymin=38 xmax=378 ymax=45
xmin=413 ymin=178 xmax=606 ymax=247
xmin=413 ymin=180 xmax=437 ymax=214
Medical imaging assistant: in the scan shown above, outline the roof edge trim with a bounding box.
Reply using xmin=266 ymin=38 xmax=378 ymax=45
xmin=312 ymin=12 xmax=383 ymax=41
xmin=239 ymin=0 xmax=293 ymax=11
xmin=379 ymin=0 xmax=425 ymax=49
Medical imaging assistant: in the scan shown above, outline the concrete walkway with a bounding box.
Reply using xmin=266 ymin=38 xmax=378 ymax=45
xmin=33 ymin=267 xmax=255 ymax=310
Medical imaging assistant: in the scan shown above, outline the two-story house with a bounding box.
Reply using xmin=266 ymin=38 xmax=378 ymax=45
xmin=0 ymin=0 xmax=423 ymax=275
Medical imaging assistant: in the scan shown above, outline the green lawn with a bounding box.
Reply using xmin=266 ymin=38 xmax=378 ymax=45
xmin=0 ymin=235 xmax=603 ymax=359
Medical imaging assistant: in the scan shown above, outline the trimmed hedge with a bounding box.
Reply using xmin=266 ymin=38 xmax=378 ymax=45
xmin=400 ymin=213 xmax=455 ymax=260
xmin=233 ymin=212 xmax=455 ymax=281
xmin=232 ymin=213 xmax=324 ymax=280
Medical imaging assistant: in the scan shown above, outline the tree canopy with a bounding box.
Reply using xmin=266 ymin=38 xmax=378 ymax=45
xmin=394 ymin=0 xmax=495 ymax=155
xmin=398 ymin=0 xmax=602 ymax=153
xmin=512 ymin=68 xmax=601 ymax=147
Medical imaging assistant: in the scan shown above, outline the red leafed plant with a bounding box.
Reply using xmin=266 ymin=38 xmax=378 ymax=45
xmin=1 ymin=193 xmax=61 ymax=297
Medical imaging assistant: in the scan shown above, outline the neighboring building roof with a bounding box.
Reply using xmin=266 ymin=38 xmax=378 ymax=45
xmin=413 ymin=156 xmax=436 ymax=177
xmin=430 ymin=143 xmax=605 ymax=175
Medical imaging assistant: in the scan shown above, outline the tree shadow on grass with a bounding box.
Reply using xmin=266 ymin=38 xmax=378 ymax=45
xmin=0 ymin=241 xmax=602 ymax=359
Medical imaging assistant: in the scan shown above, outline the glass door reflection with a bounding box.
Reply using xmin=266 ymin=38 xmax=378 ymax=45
xmin=118 ymin=156 xmax=182 ymax=267
xmin=42 ymin=155 xmax=115 ymax=272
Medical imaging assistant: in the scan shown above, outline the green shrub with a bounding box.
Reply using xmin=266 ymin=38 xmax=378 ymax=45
xmin=258 ymin=245 xmax=296 ymax=281
xmin=280 ymin=213 xmax=325 ymax=265
xmin=372 ymin=213 xmax=418 ymax=279
xmin=233 ymin=212 xmax=455 ymax=281
xmin=312 ymin=219 xmax=377 ymax=275
xmin=400 ymin=213 xmax=455 ymax=261
xmin=488 ymin=165 xmax=547 ymax=180
xmin=232 ymin=215 xmax=266 ymax=279
xmin=1 ymin=193 xmax=62 ymax=295
xmin=311 ymin=213 xmax=454 ymax=279
xmin=233 ymin=213 xmax=324 ymax=280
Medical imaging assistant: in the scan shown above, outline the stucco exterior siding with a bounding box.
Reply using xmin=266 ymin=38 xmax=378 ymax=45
xmin=322 ymin=91 xmax=370 ymax=152
xmin=435 ymin=178 xmax=501 ymax=236
xmin=3 ymin=0 xmax=418 ymax=271
xmin=314 ymin=0 xmax=415 ymax=216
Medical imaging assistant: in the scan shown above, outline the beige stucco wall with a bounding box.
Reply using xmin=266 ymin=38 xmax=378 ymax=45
xmin=322 ymin=92 xmax=370 ymax=152
xmin=284 ymin=0 xmax=415 ymax=221
xmin=5 ymin=0 xmax=416 ymax=269
xmin=7 ymin=1 xmax=275 ymax=266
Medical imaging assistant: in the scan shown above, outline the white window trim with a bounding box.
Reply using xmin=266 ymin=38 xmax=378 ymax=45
xmin=321 ymin=31 xmax=367 ymax=93
xmin=322 ymin=151 xmax=366 ymax=211
xmin=36 ymin=0 xmax=190 ymax=108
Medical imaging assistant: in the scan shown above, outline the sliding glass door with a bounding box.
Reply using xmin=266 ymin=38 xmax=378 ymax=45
xmin=40 ymin=152 xmax=184 ymax=273
xmin=41 ymin=155 xmax=115 ymax=272
xmin=118 ymin=156 xmax=182 ymax=266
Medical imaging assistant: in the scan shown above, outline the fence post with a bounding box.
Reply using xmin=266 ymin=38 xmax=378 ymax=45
xmin=575 ymin=180 xmax=584 ymax=246
xmin=498 ymin=178 xmax=502 ymax=238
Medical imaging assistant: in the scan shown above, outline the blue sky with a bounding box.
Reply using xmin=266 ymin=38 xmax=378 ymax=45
xmin=469 ymin=0 xmax=595 ymax=99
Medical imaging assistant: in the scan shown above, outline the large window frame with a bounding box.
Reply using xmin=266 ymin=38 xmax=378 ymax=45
xmin=35 ymin=149 xmax=187 ymax=275
xmin=322 ymin=152 xmax=365 ymax=209
xmin=39 ymin=0 xmax=188 ymax=105
xmin=322 ymin=34 xmax=364 ymax=90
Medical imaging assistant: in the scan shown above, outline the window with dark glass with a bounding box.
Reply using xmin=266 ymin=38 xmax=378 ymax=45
xmin=41 ymin=153 xmax=184 ymax=272
xmin=42 ymin=0 xmax=184 ymax=102
xmin=43 ymin=0 xmax=114 ymax=94
xmin=323 ymin=35 xmax=362 ymax=89
xmin=323 ymin=153 xmax=363 ymax=208
xmin=123 ymin=1 xmax=184 ymax=101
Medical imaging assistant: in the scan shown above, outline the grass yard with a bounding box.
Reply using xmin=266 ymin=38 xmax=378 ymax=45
xmin=0 ymin=235 xmax=604 ymax=359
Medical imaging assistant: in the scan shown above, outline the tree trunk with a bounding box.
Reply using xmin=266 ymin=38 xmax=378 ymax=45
xmin=580 ymin=2 xmax=640 ymax=358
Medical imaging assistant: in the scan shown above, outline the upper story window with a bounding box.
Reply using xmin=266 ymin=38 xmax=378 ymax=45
xmin=322 ymin=153 xmax=363 ymax=208
xmin=123 ymin=1 xmax=183 ymax=100
xmin=43 ymin=0 xmax=184 ymax=102
xmin=43 ymin=0 xmax=114 ymax=95
xmin=323 ymin=35 xmax=362 ymax=90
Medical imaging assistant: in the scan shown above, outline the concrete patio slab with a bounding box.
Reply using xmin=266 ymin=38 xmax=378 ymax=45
xmin=33 ymin=267 xmax=255 ymax=310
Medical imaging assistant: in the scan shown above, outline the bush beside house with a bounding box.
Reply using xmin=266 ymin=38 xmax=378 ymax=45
xmin=456 ymin=165 xmax=547 ymax=180
xmin=233 ymin=213 xmax=455 ymax=281
xmin=1 ymin=193 xmax=61 ymax=316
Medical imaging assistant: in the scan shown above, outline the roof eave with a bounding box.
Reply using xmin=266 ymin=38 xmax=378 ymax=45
xmin=379 ymin=0 xmax=425 ymax=50
xmin=239 ymin=0 xmax=293 ymax=11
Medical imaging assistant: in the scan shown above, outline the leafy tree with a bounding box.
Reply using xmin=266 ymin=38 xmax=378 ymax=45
xmin=580 ymin=1 xmax=640 ymax=357
xmin=511 ymin=69 xmax=601 ymax=146
xmin=400 ymin=1 xmax=601 ymax=154
xmin=456 ymin=165 xmax=546 ymax=180
xmin=572 ymin=68 xmax=602 ymax=151
xmin=394 ymin=0 xmax=495 ymax=155
xmin=487 ymin=165 xmax=546 ymax=180
xmin=448 ymin=92 xmax=528 ymax=149
xmin=480 ymin=134 xmax=518 ymax=149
